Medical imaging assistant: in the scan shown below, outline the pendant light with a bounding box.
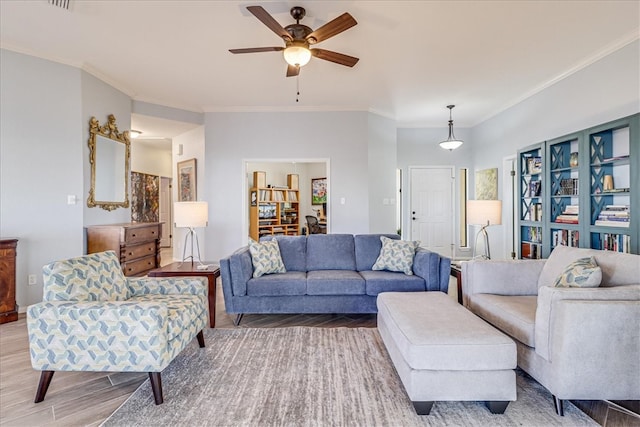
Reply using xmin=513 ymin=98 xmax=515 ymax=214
xmin=439 ymin=105 xmax=464 ymax=151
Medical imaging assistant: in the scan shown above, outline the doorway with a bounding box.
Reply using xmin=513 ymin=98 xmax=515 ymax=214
xmin=409 ymin=166 xmax=455 ymax=257
xmin=159 ymin=177 xmax=172 ymax=248
xmin=245 ymin=160 xmax=328 ymax=240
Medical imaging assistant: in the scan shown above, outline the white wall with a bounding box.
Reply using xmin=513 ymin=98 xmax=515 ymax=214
xmin=81 ymin=71 xmax=132 ymax=227
xmin=131 ymin=142 xmax=172 ymax=178
xmin=172 ymin=126 xmax=206 ymax=262
xmin=1 ymin=50 xmax=83 ymax=308
xmin=204 ymin=111 xmax=382 ymax=260
xmin=368 ymin=113 xmax=398 ymax=234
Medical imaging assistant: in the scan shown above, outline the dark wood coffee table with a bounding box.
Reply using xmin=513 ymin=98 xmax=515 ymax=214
xmin=148 ymin=262 xmax=220 ymax=328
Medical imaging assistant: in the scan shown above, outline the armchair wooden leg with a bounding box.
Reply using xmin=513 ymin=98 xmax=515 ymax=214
xmin=34 ymin=370 xmax=55 ymax=403
xmin=553 ymin=395 xmax=565 ymax=416
xmin=149 ymin=372 xmax=163 ymax=405
xmin=197 ymin=330 xmax=205 ymax=348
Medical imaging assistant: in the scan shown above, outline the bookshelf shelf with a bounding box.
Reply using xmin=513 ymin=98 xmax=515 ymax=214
xmin=249 ymin=172 xmax=300 ymax=241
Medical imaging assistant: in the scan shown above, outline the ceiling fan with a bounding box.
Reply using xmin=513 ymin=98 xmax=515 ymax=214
xmin=229 ymin=5 xmax=359 ymax=77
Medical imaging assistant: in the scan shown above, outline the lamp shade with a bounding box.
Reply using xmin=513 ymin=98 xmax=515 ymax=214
xmin=283 ymin=45 xmax=311 ymax=67
xmin=174 ymin=201 xmax=208 ymax=228
xmin=467 ymin=200 xmax=502 ymax=226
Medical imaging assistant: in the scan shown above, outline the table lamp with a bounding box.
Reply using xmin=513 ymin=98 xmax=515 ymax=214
xmin=174 ymin=201 xmax=208 ymax=267
xmin=467 ymin=200 xmax=502 ymax=259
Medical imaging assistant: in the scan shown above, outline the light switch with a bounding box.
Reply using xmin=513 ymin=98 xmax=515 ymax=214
xmin=340 ymin=197 xmax=346 ymax=205
xmin=67 ymin=195 xmax=77 ymax=205
xmin=383 ymin=198 xmax=389 ymax=205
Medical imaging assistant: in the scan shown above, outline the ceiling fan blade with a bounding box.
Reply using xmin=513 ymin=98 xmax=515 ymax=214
xmin=311 ymin=49 xmax=359 ymax=67
xmin=229 ymin=47 xmax=284 ymax=54
xmin=286 ymin=64 xmax=300 ymax=77
xmin=306 ymin=13 xmax=357 ymax=44
xmin=247 ymin=6 xmax=292 ymax=42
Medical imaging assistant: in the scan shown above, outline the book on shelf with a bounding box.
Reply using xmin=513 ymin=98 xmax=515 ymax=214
xmin=552 ymin=229 xmax=579 ymax=248
xmin=601 ymin=188 xmax=629 ymax=193
xmin=563 ymin=205 xmax=579 ymax=214
xmin=596 ymin=205 xmax=630 ymax=227
xmin=528 ymin=203 xmax=543 ymax=221
xmin=598 ymin=233 xmax=631 ymax=253
xmin=527 ymin=156 xmax=542 ymax=174
xmin=521 ymin=242 xmax=540 ymax=259
xmin=558 ymin=178 xmax=578 ymax=195
xmin=555 ymin=215 xmax=579 ymax=224
xmin=528 ymin=180 xmax=541 ymax=197
xmin=601 ymin=155 xmax=630 ymax=163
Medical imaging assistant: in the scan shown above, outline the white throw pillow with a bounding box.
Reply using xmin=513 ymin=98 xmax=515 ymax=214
xmin=248 ymin=239 xmax=286 ymax=278
xmin=372 ymin=236 xmax=419 ymax=275
xmin=553 ymin=257 xmax=602 ymax=288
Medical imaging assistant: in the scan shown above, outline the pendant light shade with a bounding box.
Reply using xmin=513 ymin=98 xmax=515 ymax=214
xmin=439 ymin=105 xmax=464 ymax=151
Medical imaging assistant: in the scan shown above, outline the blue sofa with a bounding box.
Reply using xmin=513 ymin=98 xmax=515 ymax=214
xmin=220 ymin=234 xmax=450 ymax=325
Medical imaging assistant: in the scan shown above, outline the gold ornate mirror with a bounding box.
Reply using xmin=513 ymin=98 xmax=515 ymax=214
xmin=87 ymin=114 xmax=131 ymax=211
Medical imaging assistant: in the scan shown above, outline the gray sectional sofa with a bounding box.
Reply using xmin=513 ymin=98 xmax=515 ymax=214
xmin=462 ymin=245 xmax=640 ymax=415
xmin=220 ymin=234 xmax=450 ymax=325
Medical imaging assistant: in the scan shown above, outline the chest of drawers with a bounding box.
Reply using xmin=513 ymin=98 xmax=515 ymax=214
xmin=0 ymin=239 xmax=19 ymax=324
xmin=86 ymin=223 xmax=162 ymax=276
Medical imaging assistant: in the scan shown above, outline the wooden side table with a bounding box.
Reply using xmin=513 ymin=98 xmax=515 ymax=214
xmin=450 ymin=263 xmax=463 ymax=305
xmin=148 ymin=262 xmax=220 ymax=328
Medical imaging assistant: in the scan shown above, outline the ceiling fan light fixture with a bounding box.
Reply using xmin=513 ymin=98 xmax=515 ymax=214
xmin=439 ymin=105 xmax=464 ymax=151
xmin=283 ymin=44 xmax=311 ymax=67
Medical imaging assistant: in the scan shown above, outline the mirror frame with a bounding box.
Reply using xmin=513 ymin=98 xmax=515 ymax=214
xmin=87 ymin=114 xmax=131 ymax=211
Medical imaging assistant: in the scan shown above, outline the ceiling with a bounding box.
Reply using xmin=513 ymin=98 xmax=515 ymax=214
xmin=1 ymin=1 xmax=638 ymax=137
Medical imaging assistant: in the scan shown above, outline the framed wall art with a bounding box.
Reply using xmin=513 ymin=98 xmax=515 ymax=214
xmin=311 ymin=177 xmax=327 ymax=205
xmin=177 ymin=158 xmax=197 ymax=201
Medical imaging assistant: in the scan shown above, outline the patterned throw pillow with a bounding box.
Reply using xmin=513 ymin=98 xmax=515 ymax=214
xmin=553 ymin=257 xmax=602 ymax=288
xmin=372 ymin=236 xmax=420 ymax=275
xmin=249 ymin=239 xmax=286 ymax=278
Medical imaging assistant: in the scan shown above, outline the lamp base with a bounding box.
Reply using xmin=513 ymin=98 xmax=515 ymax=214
xmin=179 ymin=227 xmax=206 ymax=267
xmin=473 ymin=225 xmax=492 ymax=260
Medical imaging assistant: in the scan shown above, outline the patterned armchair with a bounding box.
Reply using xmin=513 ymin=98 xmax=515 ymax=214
xmin=27 ymin=251 xmax=208 ymax=405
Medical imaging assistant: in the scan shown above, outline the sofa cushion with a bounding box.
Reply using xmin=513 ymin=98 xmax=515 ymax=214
xmin=468 ymin=294 xmax=537 ymax=347
xmin=538 ymin=245 xmax=640 ymax=288
xmin=307 ymin=270 xmax=365 ymax=295
xmin=306 ymin=234 xmax=356 ymax=271
xmin=249 ymin=239 xmax=286 ymax=278
xmin=246 ymin=272 xmax=307 ymax=296
xmin=260 ymin=235 xmax=306 ymax=272
xmin=360 ymin=270 xmax=425 ymax=296
xmin=553 ymin=257 xmax=602 ymax=288
xmin=128 ymin=294 xmax=206 ymax=341
xmin=372 ymin=236 xmax=419 ymax=275
xmin=354 ymin=234 xmax=400 ymax=271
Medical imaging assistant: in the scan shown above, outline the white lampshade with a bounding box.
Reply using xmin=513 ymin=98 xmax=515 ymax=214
xmin=174 ymin=201 xmax=208 ymax=228
xmin=283 ymin=45 xmax=311 ymax=67
xmin=439 ymin=139 xmax=464 ymax=150
xmin=467 ymin=200 xmax=502 ymax=226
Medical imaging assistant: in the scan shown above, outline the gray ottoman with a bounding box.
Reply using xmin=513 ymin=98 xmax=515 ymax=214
xmin=377 ymin=292 xmax=517 ymax=415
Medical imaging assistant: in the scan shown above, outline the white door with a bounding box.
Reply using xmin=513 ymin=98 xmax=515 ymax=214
xmin=410 ymin=167 xmax=454 ymax=257
xmin=159 ymin=177 xmax=172 ymax=248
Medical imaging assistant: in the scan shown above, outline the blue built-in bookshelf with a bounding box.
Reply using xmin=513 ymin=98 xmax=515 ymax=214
xmin=518 ymin=113 xmax=638 ymax=258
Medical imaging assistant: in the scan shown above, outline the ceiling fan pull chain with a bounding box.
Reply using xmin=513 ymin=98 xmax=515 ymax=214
xmin=296 ymin=74 xmax=301 ymax=102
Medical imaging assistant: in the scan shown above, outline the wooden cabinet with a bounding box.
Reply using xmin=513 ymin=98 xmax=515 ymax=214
xmin=249 ymin=172 xmax=300 ymax=241
xmin=86 ymin=223 xmax=162 ymax=276
xmin=0 ymin=239 xmax=19 ymax=324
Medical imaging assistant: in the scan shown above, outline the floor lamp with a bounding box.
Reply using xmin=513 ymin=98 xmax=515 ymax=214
xmin=467 ymin=200 xmax=502 ymax=260
xmin=174 ymin=201 xmax=208 ymax=267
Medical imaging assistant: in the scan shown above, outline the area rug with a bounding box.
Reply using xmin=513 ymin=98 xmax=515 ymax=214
xmin=102 ymin=327 xmax=597 ymax=426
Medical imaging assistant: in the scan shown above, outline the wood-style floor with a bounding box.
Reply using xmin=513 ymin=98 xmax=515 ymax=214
xmin=2 ymin=276 xmax=637 ymax=426
xmin=0 ymin=280 xmax=375 ymax=427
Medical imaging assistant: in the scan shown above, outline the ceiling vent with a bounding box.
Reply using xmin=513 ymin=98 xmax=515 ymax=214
xmin=48 ymin=0 xmax=71 ymax=11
